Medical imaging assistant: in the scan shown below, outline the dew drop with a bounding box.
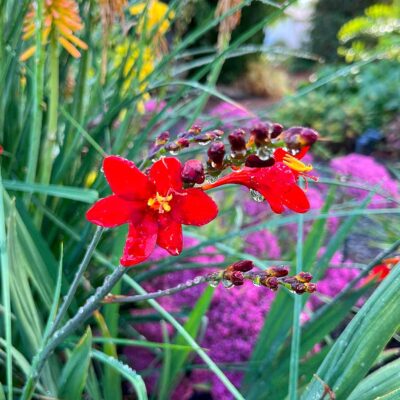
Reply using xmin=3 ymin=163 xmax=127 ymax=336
xmin=208 ymin=279 xmax=219 ymax=288
xmin=169 ymin=150 xmax=179 ymax=156
xmin=205 ymin=176 xmax=218 ymax=184
xmin=222 ymin=279 xmax=234 ymax=289
xmin=198 ymin=140 xmax=210 ymax=146
xmin=250 ymin=189 xmax=264 ymax=202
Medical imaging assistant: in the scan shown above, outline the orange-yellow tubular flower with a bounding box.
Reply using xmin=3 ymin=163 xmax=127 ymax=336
xmin=20 ymin=0 xmax=88 ymax=61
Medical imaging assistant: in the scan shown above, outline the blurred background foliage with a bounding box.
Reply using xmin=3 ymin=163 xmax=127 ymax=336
xmin=0 ymin=0 xmax=400 ymax=399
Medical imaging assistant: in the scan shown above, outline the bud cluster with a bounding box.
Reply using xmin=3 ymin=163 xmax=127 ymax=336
xmin=216 ymin=260 xmax=317 ymax=294
xmin=149 ymin=122 xmax=319 ymax=186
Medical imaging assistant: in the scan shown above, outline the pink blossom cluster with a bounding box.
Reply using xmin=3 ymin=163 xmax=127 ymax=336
xmin=330 ymin=154 xmax=399 ymax=207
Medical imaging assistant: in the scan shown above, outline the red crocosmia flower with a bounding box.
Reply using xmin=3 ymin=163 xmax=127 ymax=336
xmin=86 ymin=156 xmax=218 ymax=266
xmin=203 ymin=163 xmax=310 ymax=214
xmin=362 ymin=256 xmax=400 ymax=285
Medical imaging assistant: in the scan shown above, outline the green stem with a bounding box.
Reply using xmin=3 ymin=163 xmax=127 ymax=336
xmin=289 ymin=202 xmax=304 ymax=400
xmin=36 ymin=30 xmax=58 ymax=225
xmin=25 ymin=0 xmax=45 ymax=190
xmin=47 ymin=227 xmax=104 ymax=339
xmin=0 ymin=167 xmax=13 ymax=400
xmin=21 ymin=265 xmax=126 ymax=400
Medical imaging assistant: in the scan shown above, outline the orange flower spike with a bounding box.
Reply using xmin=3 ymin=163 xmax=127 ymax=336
xmin=20 ymin=0 xmax=87 ymax=61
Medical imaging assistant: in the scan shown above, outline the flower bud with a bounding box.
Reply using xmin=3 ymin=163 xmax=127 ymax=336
xmin=304 ymin=282 xmax=317 ymax=293
xmin=250 ymin=123 xmax=270 ymax=147
xmin=245 ymin=154 xmax=275 ymax=168
xmin=260 ymin=276 xmax=279 ymax=291
xmin=291 ymin=282 xmax=306 ymax=294
xmin=231 ymin=260 xmax=254 ymax=272
xmin=188 ymin=124 xmax=202 ymax=135
xmin=155 ymin=131 xmax=170 ymax=146
xmin=194 ymin=132 xmax=217 ymax=143
xmin=296 ymin=271 xmax=313 ymax=283
xmin=181 ymin=159 xmax=205 ymax=185
xmin=266 ymin=265 xmax=289 ymax=277
xmin=230 ymin=271 xmax=244 ymax=286
xmin=271 ymin=123 xmax=283 ymax=138
xmin=228 ymin=129 xmax=247 ymax=153
xmin=283 ymin=127 xmax=319 ymax=149
xmin=208 ymin=142 xmax=226 ymax=166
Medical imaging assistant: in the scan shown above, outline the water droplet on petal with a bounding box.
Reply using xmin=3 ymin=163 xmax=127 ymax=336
xmin=250 ymin=189 xmax=264 ymax=202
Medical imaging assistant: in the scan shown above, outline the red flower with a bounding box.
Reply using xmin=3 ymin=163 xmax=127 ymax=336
xmin=86 ymin=156 xmax=218 ymax=266
xmin=362 ymin=256 xmax=400 ymax=285
xmin=202 ymin=148 xmax=314 ymax=214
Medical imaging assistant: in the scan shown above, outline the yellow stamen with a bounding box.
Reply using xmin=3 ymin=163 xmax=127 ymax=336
xmin=147 ymin=192 xmax=173 ymax=213
xmin=283 ymin=154 xmax=313 ymax=173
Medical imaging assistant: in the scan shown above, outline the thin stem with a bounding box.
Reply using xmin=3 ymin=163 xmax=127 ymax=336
xmin=104 ymin=275 xmax=211 ymax=304
xmin=35 ymin=29 xmax=59 ymax=226
xmin=25 ymin=0 xmax=45 ymax=189
xmin=47 ymin=226 xmax=104 ymax=338
xmin=21 ymin=265 xmax=126 ymax=400
xmin=289 ymin=201 xmax=304 ymax=400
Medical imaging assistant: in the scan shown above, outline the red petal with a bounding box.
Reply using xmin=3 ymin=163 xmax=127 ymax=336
xmin=282 ymin=185 xmax=310 ymax=213
xmin=149 ymin=157 xmax=182 ymax=195
xmin=261 ymin=189 xmax=285 ymax=214
xmin=120 ymin=215 xmax=158 ymax=266
xmin=157 ymin=214 xmax=182 ymax=255
xmin=86 ymin=195 xmax=145 ymax=228
xmin=172 ymin=188 xmax=218 ymax=226
xmin=103 ymin=156 xmax=152 ymax=200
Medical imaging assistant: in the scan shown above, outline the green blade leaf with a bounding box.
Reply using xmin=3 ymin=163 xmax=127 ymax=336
xmin=348 ymin=358 xmax=400 ymax=400
xmin=164 ymin=286 xmax=214 ymax=398
xmin=58 ymin=327 xmax=92 ymax=400
xmin=301 ymin=263 xmax=400 ymax=399
xmin=3 ymin=180 xmax=98 ymax=203
xmin=91 ymin=349 xmax=148 ymax=400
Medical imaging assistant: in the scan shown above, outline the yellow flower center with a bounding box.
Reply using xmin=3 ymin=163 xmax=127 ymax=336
xmin=147 ymin=192 xmax=173 ymax=213
xmin=283 ymin=154 xmax=313 ymax=173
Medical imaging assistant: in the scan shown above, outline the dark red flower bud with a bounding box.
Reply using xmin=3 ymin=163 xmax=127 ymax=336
xmin=230 ymin=271 xmax=244 ymax=286
xmin=260 ymin=276 xmax=279 ymax=291
xmin=208 ymin=142 xmax=226 ymax=166
xmin=296 ymin=271 xmax=313 ymax=283
xmin=283 ymin=127 xmax=319 ymax=148
xmin=194 ymin=132 xmax=217 ymax=143
xmin=250 ymin=123 xmax=270 ymax=146
xmin=181 ymin=159 xmax=205 ymax=185
xmin=228 ymin=129 xmax=247 ymax=153
xmin=188 ymin=124 xmax=202 ymax=135
xmin=305 ymin=282 xmax=317 ymax=293
xmin=176 ymin=137 xmax=190 ymax=148
xmin=292 ymin=282 xmax=306 ymax=294
xmin=212 ymin=129 xmax=224 ymax=137
xmin=271 ymin=123 xmax=283 ymax=138
xmin=266 ymin=265 xmax=289 ymax=277
xmin=164 ymin=142 xmax=179 ymax=153
xmin=231 ymin=260 xmax=254 ymax=272
xmin=300 ymin=128 xmax=319 ymax=146
xmin=245 ymin=154 xmax=275 ymax=168
xmin=155 ymin=131 xmax=170 ymax=146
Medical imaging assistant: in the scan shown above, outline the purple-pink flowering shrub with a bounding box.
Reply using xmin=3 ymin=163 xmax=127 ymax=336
xmin=330 ymin=154 xmax=399 ymax=207
xmin=309 ymin=250 xmax=360 ymax=310
xmin=125 ymin=236 xmax=280 ymax=399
